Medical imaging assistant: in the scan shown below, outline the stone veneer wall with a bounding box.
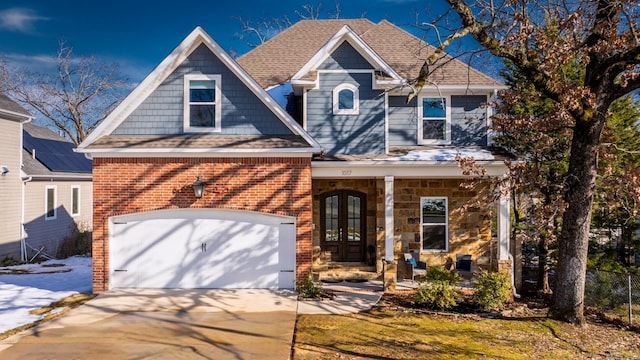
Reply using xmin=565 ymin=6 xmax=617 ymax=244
xmin=393 ymin=179 xmax=494 ymax=271
xmin=92 ymin=157 xmax=312 ymax=292
xmin=311 ymin=179 xmax=380 ymax=270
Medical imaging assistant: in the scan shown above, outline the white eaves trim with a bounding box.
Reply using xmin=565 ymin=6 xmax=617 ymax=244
xmin=388 ymin=84 xmax=508 ymax=96
xmin=84 ymin=149 xmax=314 ymax=158
xmin=78 ymin=26 xmax=321 ymax=153
xmin=29 ymin=174 xmax=93 ymax=180
xmin=291 ymin=25 xmax=403 ymax=83
xmin=311 ymin=160 xmax=509 ymax=178
xmin=0 ymin=108 xmax=33 ymax=122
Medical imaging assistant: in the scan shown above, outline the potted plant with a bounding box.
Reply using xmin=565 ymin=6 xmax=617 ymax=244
xmin=367 ymin=245 xmax=376 ymax=266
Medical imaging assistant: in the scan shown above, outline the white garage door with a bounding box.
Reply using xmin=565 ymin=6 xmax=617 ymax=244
xmin=109 ymin=209 xmax=296 ymax=289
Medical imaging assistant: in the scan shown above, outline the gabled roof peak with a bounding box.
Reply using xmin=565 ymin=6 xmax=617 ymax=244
xmin=78 ymin=26 xmax=321 ymax=153
xmin=238 ymin=19 xmax=503 ymax=89
xmin=291 ymin=24 xmax=402 ymax=83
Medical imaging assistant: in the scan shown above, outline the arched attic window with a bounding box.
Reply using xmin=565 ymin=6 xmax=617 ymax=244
xmin=332 ymin=83 xmax=359 ymax=115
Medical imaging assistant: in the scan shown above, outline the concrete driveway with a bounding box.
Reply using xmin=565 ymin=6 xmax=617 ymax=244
xmin=0 ymin=289 xmax=298 ymax=360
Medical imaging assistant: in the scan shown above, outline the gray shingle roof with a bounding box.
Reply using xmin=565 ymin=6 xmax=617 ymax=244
xmin=0 ymin=93 xmax=31 ymax=118
xmin=87 ymin=135 xmax=314 ymax=149
xmin=237 ymin=19 xmax=503 ymax=89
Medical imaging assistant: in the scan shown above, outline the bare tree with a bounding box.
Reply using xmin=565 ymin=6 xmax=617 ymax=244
xmin=0 ymin=41 xmax=129 ymax=145
xmin=427 ymin=0 xmax=640 ymax=324
xmin=235 ymin=1 xmax=345 ymax=48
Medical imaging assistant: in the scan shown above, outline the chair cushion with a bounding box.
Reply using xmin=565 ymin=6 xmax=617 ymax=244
xmin=407 ymin=257 xmax=418 ymax=268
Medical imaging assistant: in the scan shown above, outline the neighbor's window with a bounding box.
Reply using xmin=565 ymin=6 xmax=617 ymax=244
xmin=71 ymin=186 xmax=80 ymax=216
xmin=184 ymin=74 xmax=222 ymax=132
xmin=333 ymin=83 xmax=359 ymax=115
xmin=421 ymin=197 xmax=448 ymax=251
xmin=45 ymin=186 xmax=57 ymax=220
xmin=419 ymin=97 xmax=450 ymax=144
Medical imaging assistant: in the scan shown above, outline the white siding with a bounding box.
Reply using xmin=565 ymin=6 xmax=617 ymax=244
xmin=0 ymin=119 xmax=23 ymax=259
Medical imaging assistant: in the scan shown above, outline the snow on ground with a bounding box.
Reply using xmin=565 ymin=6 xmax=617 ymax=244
xmin=0 ymin=256 xmax=92 ymax=334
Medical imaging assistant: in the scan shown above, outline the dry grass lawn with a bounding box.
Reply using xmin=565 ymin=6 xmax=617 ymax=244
xmin=293 ymin=294 xmax=640 ymax=359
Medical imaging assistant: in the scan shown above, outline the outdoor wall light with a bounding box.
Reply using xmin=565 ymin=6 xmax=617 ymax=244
xmin=191 ymin=176 xmax=206 ymax=198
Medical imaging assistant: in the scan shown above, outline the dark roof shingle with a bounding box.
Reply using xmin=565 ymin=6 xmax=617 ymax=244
xmin=87 ymin=134 xmax=313 ymax=149
xmin=0 ymin=93 xmax=31 ymax=118
xmin=237 ymin=19 xmax=502 ymax=89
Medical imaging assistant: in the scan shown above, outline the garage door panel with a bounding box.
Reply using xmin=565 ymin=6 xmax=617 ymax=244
xmin=109 ymin=209 xmax=295 ymax=289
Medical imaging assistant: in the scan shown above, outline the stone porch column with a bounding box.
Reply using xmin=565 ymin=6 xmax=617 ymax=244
xmin=383 ymin=175 xmax=396 ymax=290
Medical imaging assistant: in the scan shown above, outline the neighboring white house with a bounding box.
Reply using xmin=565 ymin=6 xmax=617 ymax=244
xmin=0 ymin=93 xmax=92 ymax=262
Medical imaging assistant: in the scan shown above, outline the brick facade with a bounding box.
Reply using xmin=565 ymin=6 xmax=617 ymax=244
xmin=92 ymin=156 xmax=312 ymax=292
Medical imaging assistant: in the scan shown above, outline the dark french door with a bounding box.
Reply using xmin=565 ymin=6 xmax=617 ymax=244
xmin=320 ymin=190 xmax=366 ymax=262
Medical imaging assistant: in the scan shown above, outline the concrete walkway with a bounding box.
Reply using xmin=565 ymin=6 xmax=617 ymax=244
xmin=0 ymin=280 xmax=407 ymax=359
xmin=297 ymin=279 xmax=396 ymax=314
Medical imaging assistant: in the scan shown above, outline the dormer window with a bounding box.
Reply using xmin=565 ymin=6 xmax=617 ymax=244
xmin=184 ymin=74 xmax=221 ymax=132
xmin=333 ymin=83 xmax=359 ymax=115
xmin=418 ymin=96 xmax=451 ymax=144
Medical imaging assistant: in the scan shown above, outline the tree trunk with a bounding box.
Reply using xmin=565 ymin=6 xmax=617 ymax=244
xmin=550 ymin=114 xmax=606 ymax=325
xmin=537 ymin=235 xmax=550 ymax=293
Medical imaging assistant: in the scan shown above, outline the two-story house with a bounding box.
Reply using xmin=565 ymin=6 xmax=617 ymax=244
xmin=77 ymin=20 xmax=514 ymax=293
xmin=0 ymin=94 xmax=93 ymax=262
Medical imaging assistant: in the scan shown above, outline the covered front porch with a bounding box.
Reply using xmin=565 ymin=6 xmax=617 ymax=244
xmin=310 ymin=158 xmax=514 ymax=291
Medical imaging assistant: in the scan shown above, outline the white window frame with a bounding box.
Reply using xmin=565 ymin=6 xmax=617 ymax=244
xmin=45 ymin=186 xmax=57 ymax=220
xmin=71 ymin=185 xmax=80 ymax=217
xmin=420 ymin=196 xmax=448 ymax=252
xmin=183 ymin=74 xmax=222 ymax=133
xmin=417 ymin=95 xmax=451 ymax=145
xmin=332 ymin=83 xmax=359 ymax=115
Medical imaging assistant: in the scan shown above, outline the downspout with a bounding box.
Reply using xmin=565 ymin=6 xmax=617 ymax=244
xmin=20 ymin=176 xmax=32 ymax=262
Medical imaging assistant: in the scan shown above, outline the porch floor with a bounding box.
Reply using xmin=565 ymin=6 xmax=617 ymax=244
xmin=316 ymin=270 xmax=476 ymax=292
xmin=313 ymin=262 xmax=378 ymax=282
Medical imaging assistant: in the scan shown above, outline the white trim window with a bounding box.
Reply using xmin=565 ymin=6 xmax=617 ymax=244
xmin=183 ymin=74 xmax=222 ymax=132
xmin=71 ymin=186 xmax=80 ymax=216
xmin=332 ymin=83 xmax=359 ymax=115
xmin=420 ymin=197 xmax=448 ymax=251
xmin=418 ymin=96 xmax=451 ymax=144
xmin=45 ymin=186 xmax=57 ymax=220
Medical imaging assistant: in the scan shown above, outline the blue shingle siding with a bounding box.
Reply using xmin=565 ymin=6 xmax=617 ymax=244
xmin=317 ymin=41 xmax=374 ymax=70
xmin=451 ymin=95 xmax=487 ymax=146
xmin=114 ymin=44 xmax=291 ymax=136
xmin=388 ymin=96 xmax=418 ymax=146
xmin=306 ymin=72 xmax=384 ymax=155
xmin=388 ymin=95 xmax=488 ymax=146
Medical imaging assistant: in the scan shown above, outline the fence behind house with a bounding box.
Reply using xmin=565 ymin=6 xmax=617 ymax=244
xmin=584 ymin=269 xmax=640 ymax=325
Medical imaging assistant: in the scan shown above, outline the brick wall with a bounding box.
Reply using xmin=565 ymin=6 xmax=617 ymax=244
xmin=92 ymin=157 xmax=312 ymax=292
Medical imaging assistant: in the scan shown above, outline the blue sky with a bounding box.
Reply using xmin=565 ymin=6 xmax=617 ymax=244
xmin=0 ymin=0 xmax=462 ymax=82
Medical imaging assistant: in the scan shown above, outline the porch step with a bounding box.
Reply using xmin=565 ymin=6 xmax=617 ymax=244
xmin=314 ymin=263 xmax=379 ymax=282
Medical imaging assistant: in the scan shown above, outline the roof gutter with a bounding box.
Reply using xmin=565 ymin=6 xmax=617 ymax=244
xmin=0 ymin=109 xmax=33 ymax=123
xmin=76 ymin=146 xmax=323 ymax=157
xmin=28 ymin=173 xmax=92 ymax=181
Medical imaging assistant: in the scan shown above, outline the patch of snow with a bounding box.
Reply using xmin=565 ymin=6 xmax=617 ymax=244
xmin=387 ymin=149 xmax=495 ymax=161
xmin=0 ymin=256 xmax=91 ymax=334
